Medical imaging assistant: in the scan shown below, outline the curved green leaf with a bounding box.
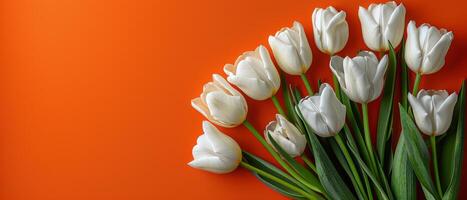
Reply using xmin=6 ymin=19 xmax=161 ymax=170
xmin=347 ymin=140 xmax=390 ymax=200
xmin=399 ymin=105 xmax=441 ymax=200
xmin=441 ymin=80 xmax=465 ymax=200
xmin=377 ymin=42 xmax=397 ymax=166
xmin=391 ymin=136 xmax=416 ymax=200
xmin=242 ymin=151 xmax=311 ymax=200
xmin=296 ymin=107 xmax=356 ymax=200
xmin=267 ymin=132 xmax=324 ymax=194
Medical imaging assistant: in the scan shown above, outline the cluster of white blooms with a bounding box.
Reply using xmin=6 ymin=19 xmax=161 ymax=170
xmin=188 ymin=1 xmax=456 ymax=177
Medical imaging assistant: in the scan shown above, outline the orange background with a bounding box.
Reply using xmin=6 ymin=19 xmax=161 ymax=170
xmin=0 ymin=0 xmax=466 ymax=199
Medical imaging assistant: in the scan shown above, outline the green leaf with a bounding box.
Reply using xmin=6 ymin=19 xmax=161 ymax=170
xmin=347 ymin=137 xmax=390 ymax=200
xmin=391 ymin=136 xmax=417 ymax=200
xmin=242 ymin=151 xmax=315 ymax=200
xmin=281 ymin=73 xmax=293 ymax=120
xmin=399 ymin=39 xmax=409 ymax=110
xmin=440 ymin=80 xmax=465 ymax=200
xmin=341 ymin=91 xmax=369 ymax=165
xmin=374 ymin=155 xmax=394 ymax=199
xmin=296 ymin=107 xmax=356 ymax=200
xmin=399 ymin=105 xmax=441 ymax=200
xmin=267 ymin=132 xmax=324 ymax=194
xmin=329 ymin=137 xmax=367 ymax=200
xmin=342 ymin=125 xmax=374 ymax=200
xmin=377 ymin=42 xmax=397 ymax=166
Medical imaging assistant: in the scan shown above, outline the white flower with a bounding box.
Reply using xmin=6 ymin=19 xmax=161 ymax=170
xmin=298 ymin=83 xmax=346 ymax=137
xmin=264 ymin=114 xmax=306 ymax=157
xmin=408 ymin=90 xmax=458 ymax=136
xmin=358 ymin=1 xmax=406 ymax=52
xmin=330 ymin=51 xmax=388 ymax=103
xmin=224 ymin=45 xmax=280 ymax=101
xmin=405 ymin=21 xmax=454 ymax=75
xmin=191 ymin=74 xmax=248 ymax=128
xmin=268 ymin=21 xmax=313 ymax=75
xmin=312 ymin=6 xmax=349 ymax=55
xmin=188 ymin=121 xmax=242 ymax=174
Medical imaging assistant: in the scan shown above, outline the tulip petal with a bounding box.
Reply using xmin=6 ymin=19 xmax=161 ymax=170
xmin=319 ymin=84 xmax=346 ymax=133
xmin=330 ymin=55 xmax=346 ymax=87
xmin=294 ymin=21 xmax=313 ymax=70
xmin=359 ymin=6 xmax=381 ymax=51
xmin=268 ymin=36 xmax=303 ymax=75
xmin=347 ymin=56 xmax=371 ymax=103
xmin=385 ymin=3 xmax=405 ymax=48
xmin=434 ymin=93 xmax=458 ymax=135
xmin=324 ymin=11 xmax=348 ymax=54
xmin=227 ymin=76 xmax=271 ymax=100
xmin=408 ymin=93 xmax=433 ymax=135
xmin=258 ymin=45 xmax=281 ymax=91
xmin=370 ymin=55 xmax=388 ymax=101
xmin=206 ymin=91 xmax=246 ymax=127
xmin=405 ymin=21 xmax=422 ymax=73
xmin=188 ymin=156 xmax=234 ymax=174
xmin=312 ymin=8 xmax=324 ymax=51
xmin=191 ymin=98 xmax=213 ymax=121
xmin=422 ymin=32 xmax=453 ymax=74
xmin=299 ymin=97 xmax=332 ymax=137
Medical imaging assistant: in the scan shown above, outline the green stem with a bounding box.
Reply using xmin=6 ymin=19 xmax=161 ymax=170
xmin=242 ymin=120 xmax=322 ymax=193
xmin=332 ymin=74 xmax=341 ymax=99
xmin=413 ymin=73 xmax=422 ymax=95
xmin=431 ymin=135 xmax=443 ymax=196
xmin=334 ymin=134 xmax=367 ymax=200
xmin=300 ymin=73 xmax=314 ymax=95
xmin=271 ymin=95 xmax=286 ymax=116
xmin=300 ymin=154 xmax=317 ymax=174
xmin=362 ymin=103 xmax=378 ymax=174
xmin=240 ymin=161 xmax=317 ymax=200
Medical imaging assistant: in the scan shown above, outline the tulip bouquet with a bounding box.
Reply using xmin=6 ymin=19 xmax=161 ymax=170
xmin=188 ymin=2 xmax=465 ymax=200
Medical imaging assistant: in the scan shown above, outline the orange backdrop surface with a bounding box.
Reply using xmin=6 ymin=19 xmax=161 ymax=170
xmin=0 ymin=0 xmax=466 ymax=199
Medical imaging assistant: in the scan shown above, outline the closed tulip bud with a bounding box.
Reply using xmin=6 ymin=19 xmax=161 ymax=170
xmin=408 ymin=90 xmax=458 ymax=136
xmin=264 ymin=114 xmax=307 ymax=157
xmin=188 ymin=121 xmax=242 ymax=174
xmin=224 ymin=45 xmax=281 ymax=101
xmin=312 ymin=6 xmax=349 ymax=55
xmin=191 ymin=74 xmax=248 ymax=128
xmin=268 ymin=21 xmax=313 ymax=75
xmin=330 ymin=51 xmax=388 ymax=103
xmin=405 ymin=21 xmax=454 ymax=75
xmin=358 ymin=1 xmax=406 ymax=52
xmin=298 ymin=83 xmax=346 ymax=137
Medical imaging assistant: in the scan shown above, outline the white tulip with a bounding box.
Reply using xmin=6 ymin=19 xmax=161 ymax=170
xmin=408 ymin=90 xmax=457 ymax=136
xmin=312 ymin=6 xmax=349 ymax=55
xmin=264 ymin=114 xmax=307 ymax=157
xmin=358 ymin=1 xmax=406 ymax=52
xmin=224 ymin=45 xmax=280 ymax=101
xmin=330 ymin=51 xmax=388 ymax=103
xmin=405 ymin=21 xmax=454 ymax=75
xmin=298 ymin=83 xmax=346 ymax=137
xmin=191 ymin=74 xmax=248 ymax=128
xmin=188 ymin=121 xmax=242 ymax=174
xmin=268 ymin=21 xmax=313 ymax=75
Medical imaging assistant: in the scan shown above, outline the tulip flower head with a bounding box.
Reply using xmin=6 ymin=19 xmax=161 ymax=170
xmin=405 ymin=21 xmax=454 ymax=75
xmin=312 ymin=6 xmax=349 ymax=55
xmin=408 ymin=90 xmax=458 ymax=136
xmin=264 ymin=114 xmax=307 ymax=157
xmin=298 ymin=83 xmax=346 ymax=137
xmin=188 ymin=121 xmax=242 ymax=174
xmin=268 ymin=21 xmax=313 ymax=75
xmin=330 ymin=51 xmax=388 ymax=103
xmin=358 ymin=1 xmax=406 ymax=52
xmin=224 ymin=45 xmax=281 ymax=101
xmin=191 ymin=74 xmax=248 ymax=128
